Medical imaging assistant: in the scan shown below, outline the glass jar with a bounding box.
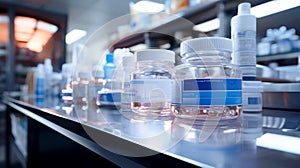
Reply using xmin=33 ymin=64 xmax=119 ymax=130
xmin=172 ymin=37 xmax=242 ymax=121
xmin=131 ymin=49 xmax=175 ymax=117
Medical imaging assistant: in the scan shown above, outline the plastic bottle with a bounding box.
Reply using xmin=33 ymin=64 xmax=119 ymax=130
xmin=121 ymin=53 xmax=136 ymax=112
xmin=72 ymin=72 xmax=89 ymax=109
xmin=44 ymin=58 xmax=53 ymax=97
xmin=231 ymin=2 xmax=257 ymax=80
xmin=35 ymin=64 xmax=45 ymax=98
xmin=173 ymin=37 xmax=242 ymax=121
xmin=104 ymin=53 xmax=116 ymax=80
xmin=131 ymin=49 xmax=175 ymax=117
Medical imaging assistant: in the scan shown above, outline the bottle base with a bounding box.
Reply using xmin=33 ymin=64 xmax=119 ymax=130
xmin=171 ymin=105 xmax=242 ymax=121
xmin=131 ymin=102 xmax=172 ymax=117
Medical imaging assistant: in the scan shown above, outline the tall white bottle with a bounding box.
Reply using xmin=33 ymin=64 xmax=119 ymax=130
xmin=231 ymin=2 xmax=257 ymax=80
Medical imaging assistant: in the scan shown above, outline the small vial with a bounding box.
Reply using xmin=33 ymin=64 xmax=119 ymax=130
xmin=61 ymin=63 xmax=74 ymax=105
xmin=121 ymin=54 xmax=136 ymax=112
xmin=88 ymin=70 xmax=104 ymax=106
xmin=72 ymin=72 xmax=89 ymax=109
xmin=172 ymin=37 xmax=242 ymax=121
xmin=131 ymin=49 xmax=175 ymax=117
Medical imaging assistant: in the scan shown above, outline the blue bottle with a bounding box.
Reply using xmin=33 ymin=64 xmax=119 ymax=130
xmin=103 ymin=53 xmax=116 ymax=80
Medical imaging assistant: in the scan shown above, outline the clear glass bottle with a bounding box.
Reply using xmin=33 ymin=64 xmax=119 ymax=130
xmin=72 ymin=72 xmax=89 ymax=109
xmin=88 ymin=70 xmax=104 ymax=106
xmin=61 ymin=63 xmax=74 ymax=105
xmin=172 ymin=37 xmax=242 ymax=121
xmin=121 ymin=54 xmax=136 ymax=112
xmin=131 ymin=49 xmax=175 ymax=117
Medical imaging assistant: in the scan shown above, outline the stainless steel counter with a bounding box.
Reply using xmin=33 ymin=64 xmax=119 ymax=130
xmin=263 ymin=83 xmax=300 ymax=110
xmin=5 ymin=95 xmax=300 ymax=167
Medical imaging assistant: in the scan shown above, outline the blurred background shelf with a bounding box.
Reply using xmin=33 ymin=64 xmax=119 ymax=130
xmin=110 ymin=0 xmax=269 ymax=51
xmin=257 ymin=51 xmax=300 ymax=62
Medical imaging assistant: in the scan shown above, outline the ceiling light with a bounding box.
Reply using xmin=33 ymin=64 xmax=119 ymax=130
xmin=131 ymin=0 xmax=164 ymax=14
xmin=65 ymin=29 xmax=87 ymax=44
xmin=256 ymin=133 xmax=300 ymax=155
xmin=36 ymin=21 xmax=58 ymax=33
xmin=251 ymin=0 xmax=300 ymax=18
xmin=193 ymin=18 xmax=220 ymax=32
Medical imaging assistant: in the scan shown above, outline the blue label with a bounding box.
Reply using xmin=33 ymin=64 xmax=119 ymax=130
xmin=181 ymin=78 xmax=242 ymax=106
xmin=35 ymin=78 xmax=45 ymax=96
xmin=248 ymin=97 xmax=261 ymax=105
xmin=98 ymin=92 xmax=121 ymax=103
xmin=183 ymin=78 xmax=242 ymax=91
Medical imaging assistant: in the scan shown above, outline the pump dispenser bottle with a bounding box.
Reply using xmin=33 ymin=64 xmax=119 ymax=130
xmin=231 ymin=2 xmax=257 ymax=80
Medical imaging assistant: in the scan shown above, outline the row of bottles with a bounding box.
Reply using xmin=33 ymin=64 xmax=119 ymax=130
xmin=27 ymin=58 xmax=62 ymax=99
xmin=70 ymin=2 xmax=262 ymax=123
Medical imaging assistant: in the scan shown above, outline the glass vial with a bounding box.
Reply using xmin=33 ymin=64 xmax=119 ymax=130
xmin=121 ymin=55 xmax=136 ymax=112
xmin=72 ymin=72 xmax=89 ymax=109
xmin=131 ymin=49 xmax=175 ymax=117
xmin=172 ymin=37 xmax=242 ymax=120
xmin=88 ymin=70 xmax=104 ymax=106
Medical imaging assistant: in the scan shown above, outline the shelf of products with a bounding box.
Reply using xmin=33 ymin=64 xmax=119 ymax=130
xmin=110 ymin=0 xmax=268 ymax=51
xmin=257 ymin=51 xmax=300 ymax=62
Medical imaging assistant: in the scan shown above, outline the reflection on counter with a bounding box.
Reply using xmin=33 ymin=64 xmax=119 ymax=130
xmin=262 ymin=83 xmax=300 ymax=110
xmin=14 ymin=93 xmax=300 ymax=167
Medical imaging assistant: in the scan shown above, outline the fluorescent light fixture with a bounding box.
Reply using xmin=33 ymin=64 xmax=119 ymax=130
xmin=133 ymin=0 xmax=164 ymax=13
xmin=193 ymin=18 xmax=220 ymax=32
xmin=66 ymin=29 xmax=87 ymax=44
xmin=256 ymin=133 xmax=300 ymax=155
xmin=251 ymin=0 xmax=300 ymax=18
xmin=37 ymin=21 xmax=58 ymax=33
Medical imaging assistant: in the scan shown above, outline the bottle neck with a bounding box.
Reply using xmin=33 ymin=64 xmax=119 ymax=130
xmin=181 ymin=51 xmax=231 ymax=65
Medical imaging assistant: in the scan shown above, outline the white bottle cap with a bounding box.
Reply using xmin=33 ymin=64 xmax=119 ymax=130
xmin=62 ymin=63 xmax=74 ymax=77
xmin=180 ymin=37 xmax=232 ymax=56
xmin=136 ymin=49 xmax=175 ymax=63
xmin=36 ymin=64 xmax=45 ymax=76
xmin=238 ymin=2 xmax=250 ymax=15
xmin=231 ymin=2 xmax=256 ymax=34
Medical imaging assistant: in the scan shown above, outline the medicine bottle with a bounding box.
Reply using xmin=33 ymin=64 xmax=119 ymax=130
xmin=121 ymin=54 xmax=136 ymax=112
xmin=131 ymin=49 xmax=175 ymax=117
xmin=172 ymin=37 xmax=242 ymax=120
xmin=88 ymin=70 xmax=104 ymax=106
xmin=231 ymin=2 xmax=256 ymax=80
xmin=72 ymin=72 xmax=89 ymax=109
